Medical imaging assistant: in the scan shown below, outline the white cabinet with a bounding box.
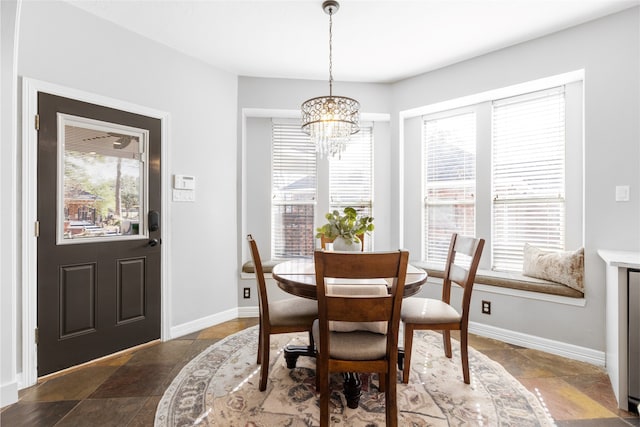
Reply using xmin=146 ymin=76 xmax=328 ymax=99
xmin=598 ymin=250 xmax=640 ymax=411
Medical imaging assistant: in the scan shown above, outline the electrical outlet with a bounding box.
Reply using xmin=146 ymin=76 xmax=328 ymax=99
xmin=243 ymin=287 xmax=250 ymax=299
xmin=481 ymin=300 xmax=491 ymax=315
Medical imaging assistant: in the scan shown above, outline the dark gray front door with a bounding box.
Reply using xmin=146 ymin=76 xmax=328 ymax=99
xmin=37 ymin=92 xmax=161 ymax=376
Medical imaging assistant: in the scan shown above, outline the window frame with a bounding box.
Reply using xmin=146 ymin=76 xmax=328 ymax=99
xmin=270 ymin=119 xmax=375 ymax=259
xmin=416 ymin=76 xmax=583 ymax=272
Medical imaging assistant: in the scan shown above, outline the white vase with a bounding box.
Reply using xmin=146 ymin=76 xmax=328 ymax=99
xmin=332 ymin=236 xmax=361 ymax=252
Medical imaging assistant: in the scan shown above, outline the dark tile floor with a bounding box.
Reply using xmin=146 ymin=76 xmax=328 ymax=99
xmin=1 ymin=317 xmax=638 ymax=426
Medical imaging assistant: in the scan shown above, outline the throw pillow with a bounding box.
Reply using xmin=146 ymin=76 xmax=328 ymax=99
xmin=522 ymin=243 xmax=584 ymax=293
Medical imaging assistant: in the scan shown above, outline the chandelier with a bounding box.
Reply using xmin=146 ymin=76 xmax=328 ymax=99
xmin=301 ymin=0 xmax=360 ymax=159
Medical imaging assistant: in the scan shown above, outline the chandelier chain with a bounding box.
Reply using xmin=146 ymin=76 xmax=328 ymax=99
xmin=328 ymin=10 xmax=333 ymax=96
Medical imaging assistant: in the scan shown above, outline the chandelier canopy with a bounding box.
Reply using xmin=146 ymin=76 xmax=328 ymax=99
xmin=301 ymin=0 xmax=360 ymax=159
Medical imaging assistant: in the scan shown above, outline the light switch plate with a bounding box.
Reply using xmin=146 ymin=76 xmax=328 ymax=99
xmin=615 ymin=185 xmax=630 ymax=202
xmin=173 ymin=189 xmax=196 ymax=202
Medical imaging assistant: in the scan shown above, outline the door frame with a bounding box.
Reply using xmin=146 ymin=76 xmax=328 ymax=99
xmin=21 ymin=77 xmax=172 ymax=388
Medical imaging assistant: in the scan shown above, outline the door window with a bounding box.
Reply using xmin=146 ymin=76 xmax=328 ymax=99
xmin=57 ymin=114 xmax=148 ymax=244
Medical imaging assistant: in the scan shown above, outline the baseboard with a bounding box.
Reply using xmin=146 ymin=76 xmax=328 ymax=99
xmin=1 ymin=380 xmax=18 ymax=408
xmin=469 ymin=321 xmax=605 ymax=366
xmin=169 ymin=307 xmax=239 ymax=339
xmin=169 ymin=306 xmax=604 ymax=366
xmin=237 ymin=306 xmax=259 ymax=318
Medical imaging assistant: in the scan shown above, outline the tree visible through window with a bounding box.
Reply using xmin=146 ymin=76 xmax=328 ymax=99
xmin=423 ymin=111 xmax=476 ymax=264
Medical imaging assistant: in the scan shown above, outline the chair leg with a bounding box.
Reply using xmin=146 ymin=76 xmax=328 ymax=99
xmin=402 ymin=324 xmax=414 ymax=384
xmin=385 ymin=365 xmax=398 ymax=427
xmin=378 ymin=372 xmax=386 ymax=392
xmin=460 ymin=327 xmax=470 ymax=384
xmin=443 ymin=329 xmax=452 ymax=359
xmin=259 ymin=332 xmax=270 ymax=391
xmin=308 ymin=329 xmax=316 ymax=355
xmin=315 ymin=356 xmax=320 ymax=391
xmin=318 ymin=358 xmax=330 ymax=427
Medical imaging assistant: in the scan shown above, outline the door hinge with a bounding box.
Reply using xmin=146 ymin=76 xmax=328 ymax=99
xmin=35 ymin=328 xmax=39 ymax=345
xmin=35 ymin=220 xmax=40 ymax=238
xmin=35 ymin=114 xmax=40 ymax=131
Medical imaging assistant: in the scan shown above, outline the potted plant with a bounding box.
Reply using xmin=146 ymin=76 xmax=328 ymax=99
xmin=315 ymin=207 xmax=374 ymax=251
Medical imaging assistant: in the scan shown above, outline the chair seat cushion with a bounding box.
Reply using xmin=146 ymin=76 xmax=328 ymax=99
xmin=312 ymin=319 xmax=387 ymax=360
xmin=269 ymin=298 xmax=317 ymax=327
xmin=401 ymin=297 xmax=461 ymax=324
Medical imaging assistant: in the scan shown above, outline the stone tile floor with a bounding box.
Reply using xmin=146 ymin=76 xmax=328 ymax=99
xmin=1 ymin=317 xmax=638 ymax=426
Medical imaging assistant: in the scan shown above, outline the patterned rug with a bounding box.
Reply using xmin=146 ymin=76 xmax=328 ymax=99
xmin=155 ymin=326 xmax=554 ymax=426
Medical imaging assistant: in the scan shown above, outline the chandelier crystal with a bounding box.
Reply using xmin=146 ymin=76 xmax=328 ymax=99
xmin=301 ymin=0 xmax=360 ymax=159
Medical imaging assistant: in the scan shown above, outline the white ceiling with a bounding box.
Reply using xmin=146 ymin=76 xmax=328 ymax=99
xmin=67 ymin=0 xmax=639 ymax=83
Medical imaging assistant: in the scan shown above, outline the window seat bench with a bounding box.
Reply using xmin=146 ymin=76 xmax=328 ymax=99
xmin=411 ymin=261 xmax=583 ymax=298
xmin=242 ymin=260 xmax=583 ymax=299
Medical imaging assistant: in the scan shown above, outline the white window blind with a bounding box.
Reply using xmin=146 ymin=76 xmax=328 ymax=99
xmin=423 ymin=112 xmax=476 ymax=264
xmin=271 ymin=122 xmax=317 ymax=259
xmin=492 ymin=87 xmax=566 ymax=271
xmin=329 ymin=125 xmax=374 ymax=251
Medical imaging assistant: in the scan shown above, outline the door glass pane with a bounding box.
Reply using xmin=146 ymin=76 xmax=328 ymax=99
xmin=58 ymin=114 xmax=148 ymax=244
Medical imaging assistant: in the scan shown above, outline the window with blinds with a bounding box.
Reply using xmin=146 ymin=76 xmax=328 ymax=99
xmin=492 ymin=87 xmax=566 ymax=271
xmin=329 ymin=125 xmax=374 ymax=251
xmin=271 ymin=122 xmax=317 ymax=259
xmin=423 ymin=112 xmax=476 ymax=264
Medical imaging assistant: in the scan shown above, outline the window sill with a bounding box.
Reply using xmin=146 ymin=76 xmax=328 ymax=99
xmin=241 ymin=260 xmax=586 ymax=306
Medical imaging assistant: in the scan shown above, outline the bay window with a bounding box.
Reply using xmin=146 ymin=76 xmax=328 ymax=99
xmin=421 ymin=79 xmax=582 ymax=272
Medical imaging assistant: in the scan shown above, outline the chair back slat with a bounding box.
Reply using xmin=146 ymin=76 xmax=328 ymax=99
xmin=453 ymin=235 xmax=480 ymax=257
xmin=325 ymin=295 xmax=393 ymax=323
xmin=318 ymin=251 xmax=404 ymax=279
xmin=448 ymin=264 xmax=469 ymax=286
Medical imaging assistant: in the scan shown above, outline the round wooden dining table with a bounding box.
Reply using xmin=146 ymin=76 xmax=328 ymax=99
xmin=271 ymin=258 xmax=428 ymax=409
xmin=272 ymin=259 xmax=428 ymax=299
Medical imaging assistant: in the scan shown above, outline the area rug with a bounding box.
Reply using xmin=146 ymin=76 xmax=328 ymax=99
xmin=155 ymin=326 xmax=554 ymax=426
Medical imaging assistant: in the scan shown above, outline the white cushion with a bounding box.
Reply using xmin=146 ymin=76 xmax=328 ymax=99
xmin=401 ymin=297 xmax=461 ymax=324
xmin=522 ymin=243 xmax=584 ymax=293
xmin=269 ymin=298 xmax=317 ymax=327
xmin=312 ymin=319 xmax=387 ymax=360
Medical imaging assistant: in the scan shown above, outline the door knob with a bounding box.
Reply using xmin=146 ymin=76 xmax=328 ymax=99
xmin=147 ymin=238 xmax=160 ymax=247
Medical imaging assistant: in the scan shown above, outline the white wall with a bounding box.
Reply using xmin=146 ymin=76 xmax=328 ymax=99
xmin=1 ymin=0 xmax=239 ymax=405
xmin=392 ymin=7 xmax=640 ymax=352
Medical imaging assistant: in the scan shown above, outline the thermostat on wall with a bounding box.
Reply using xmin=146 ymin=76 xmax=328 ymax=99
xmin=174 ymin=174 xmax=196 ymax=190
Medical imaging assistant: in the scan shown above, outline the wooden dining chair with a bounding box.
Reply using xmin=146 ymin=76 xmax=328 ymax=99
xmin=246 ymin=234 xmax=317 ymax=391
xmin=400 ymin=233 xmax=484 ymax=384
xmin=313 ymin=249 xmax=409 ymax=427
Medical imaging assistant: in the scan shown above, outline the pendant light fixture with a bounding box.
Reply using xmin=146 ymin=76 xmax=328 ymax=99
xmin=301 ymin=0 xmax=360 ymax=159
